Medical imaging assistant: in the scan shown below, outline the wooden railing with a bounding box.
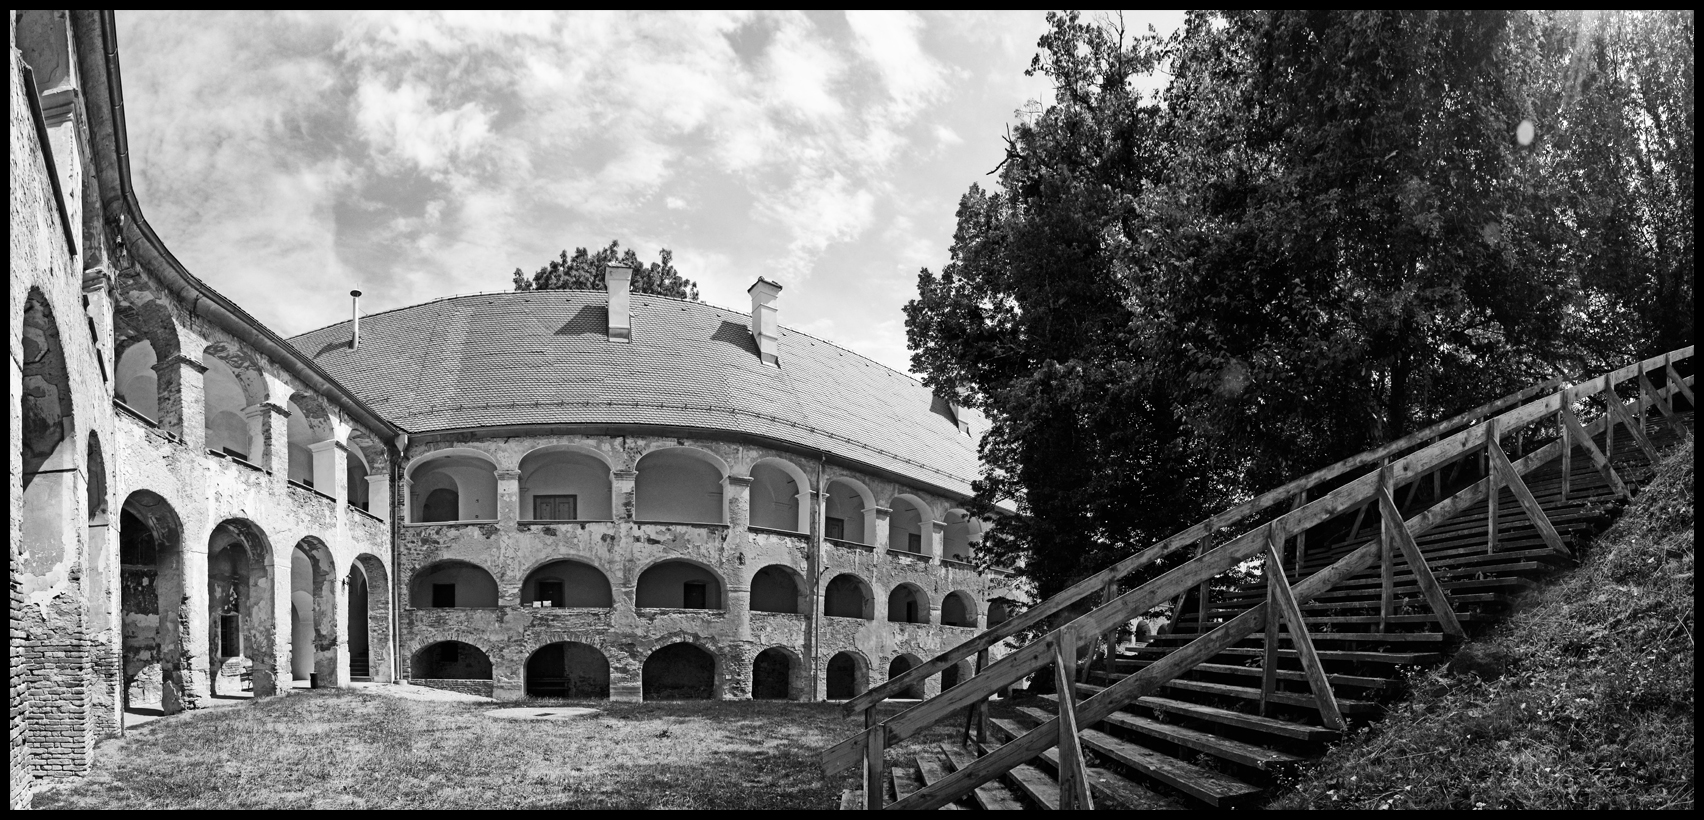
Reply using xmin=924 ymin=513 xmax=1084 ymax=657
xmin=822 ymin=346 xmax=1694 ymax=809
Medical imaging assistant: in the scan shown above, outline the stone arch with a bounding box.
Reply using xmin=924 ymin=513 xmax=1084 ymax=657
xmin=84 ymin=434 xmax=116 ymax=734
xmin=285 ymin=393 xmax=335 ymax=489
xmin=345 ymin=430 xmax=386 ymax=513
xmin=751 ymin=646 xmax=802 ymax=701
xmin=987 ymin=597 xmax=1018 ymax=628
xmin=941 ymin=658 xmax=974 ymax=691
xmin=825 ymin=650 xmax=868 ymax=700
xmin=941 ymin=590 xmax=978 ymax=628
xmin=119 ymin=490 xmax=188 ymax=713
xmin=525 ymin=642 xmax=610 ymax=698
xmin=406 ymin=448 xmax=499 ymax=523
xmin=519 ymin=444 xmax=614 ymax=521
xmin=634 ymin=446 xmax=727 ymax=524
xmin=942 ymin=509 xmax=981 ymax=563
xmin=111 ymin=271 xmax=184 ymax=428
xmin=635 ymin=558 xmax=724 ymax=609
xmin=641 ymin=642 xmax=718 ymax=700
xmin=290 ymin=537 xmax=339 ymax=687
xmin=410 ymin=641 xmax=493 ymax=691
xmin=113 ymin=336 xmax=160 ymax=422
xmin=521 ymin=558 xmax=614 ymax=608
xmin=748 ymin=457 xmax=809 ymax=532
xmin=888 ymin=494 xmax=933 ymax=556
xmin=887 ymin=654 xmax=925 ymax=699
xmin=347 ymin=554 xmax=392 ymax=682
xmin=200 ymin=341 xmax=265 ymax=460
xmin=823 ymin=476 xmax=876 ymax=545
xmin=409 ymin=560 xmax=500 ymax=608
xmin=207 ymin=518 xmax=279 ymax=697
xmin=749 ymin=563 xmax=806 ymax=614
xmin=887 ymin=582 xmax=930 ymax=625
xmin=823 ymin=573 xmax=874 ymax=620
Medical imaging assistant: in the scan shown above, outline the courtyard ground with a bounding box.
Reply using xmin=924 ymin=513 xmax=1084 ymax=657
xmin=35 ymin=690 xmax=972 ymax=810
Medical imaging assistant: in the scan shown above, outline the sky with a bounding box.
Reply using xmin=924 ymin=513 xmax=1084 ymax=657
xmin=116 ymin=10 xmax=1185 ymax=375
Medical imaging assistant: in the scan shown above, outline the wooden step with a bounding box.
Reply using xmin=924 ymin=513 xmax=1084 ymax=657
xmin=979 ymin=733 xmax=1060 ymax=810
xmin=1098 ymin=709 xmax=1308 ymax=770
xmin=989 ymin=717 xmax=1187 ymax=809
xmin=1155 ymin=678 xmax=1381 ymax=715
xmin=1012 ymin=707 xmax=1264 ymax=807
xmin=938 ymin=744 xmax=1025 ymax=811
xmin=912 ymin=751 xmax=965 ymax=809
xmin=1130 ymin=645 xmax=1443 ymax=666
xmin=1130 ymin=695 xmax=1341 ymax=742
xmin=893 ymin=764 xmax=924 ymax=802
xmin=1112 ymin=660 xmax=1393 ymax=690
xmin=1145 ymin=630 xmax=1449 ymax=646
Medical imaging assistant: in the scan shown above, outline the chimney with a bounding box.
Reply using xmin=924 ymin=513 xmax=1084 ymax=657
xmin=606 ymin=265 xmax=633 ymax=342
xmin=349 ymin=289 xmax=362 ymax=350
xmin=748 ymin=277 xmax=782 ymax=366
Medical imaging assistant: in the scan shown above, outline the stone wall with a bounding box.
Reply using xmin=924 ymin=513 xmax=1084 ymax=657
xmin=413 ymin=678 xmax=494 ymax=698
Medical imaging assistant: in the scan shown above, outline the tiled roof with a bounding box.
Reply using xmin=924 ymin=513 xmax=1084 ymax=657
xmin=288 ymin=291 xmax=983 ymax=495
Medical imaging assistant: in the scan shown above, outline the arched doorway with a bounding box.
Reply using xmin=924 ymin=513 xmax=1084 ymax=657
xmin=291 ymin=538 xmax=338 ymax=687
xmin=823 ymin=574 xmax=873 ymax=619
xmin=826 ymin=652 xmax=867 ymax=700
xmin=888 ymin=655 xmax=924 ymax=699
xmin=526 ymin=642 xmax=610 ymax=698
xmin=207 ymin=519 xmax=278 ymax=696
xmin=751 ymin=647 xmax=795 ymax=700
xmin=410 ymin=641 xmax=493 ymax=696
xmin=642 ymin=643 xmax=716 ymax=700
xmin=750 ymin=564 xmax=804 ymax=614
xmin=119 ymin=491 xmax=187 ymax=713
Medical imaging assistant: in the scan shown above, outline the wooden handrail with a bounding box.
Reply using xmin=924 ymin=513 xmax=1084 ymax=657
xmin=823 ymin=346 xmax=1693 ymax=800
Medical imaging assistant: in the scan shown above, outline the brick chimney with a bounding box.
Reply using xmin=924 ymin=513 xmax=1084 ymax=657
xmin=748 ymin=277 xmax=782 ymax=366
xmin=606 ymin=265 xmax=633 ymax=342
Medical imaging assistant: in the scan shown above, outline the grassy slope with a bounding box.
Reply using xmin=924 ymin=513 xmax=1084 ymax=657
xmin=1271 ymin=435 xmax=1694 ymax=810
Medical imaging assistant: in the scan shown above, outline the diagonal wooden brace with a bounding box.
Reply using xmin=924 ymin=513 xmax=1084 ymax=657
xmin=1640 ymin=371 xmax=1676 ymax=418
xmin=1264 ymin=535 xmax=1347 ymax=731
xmin=1561 ymin=409 xmax=1628 ymax=500
xmin=1485 ymin=418 xmax=1501 ymax=554
xmin=1261 ymin=525 xmax=1282 ymax=715
xmin=1664 ymin=362 xmax=1694 ymax=404
xmin=1377 ymin=486 xmax=1465 ymax=638
xmin=1487 ymin=438 xmax=1570 ymax=556
xmin=1604 ymin=388 xmax=1660 ymax=463
xmin=1053 ymin=639 xmax=1093 ymax=810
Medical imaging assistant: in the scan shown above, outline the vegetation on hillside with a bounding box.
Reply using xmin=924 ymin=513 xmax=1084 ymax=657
xmin=1269 ymin=436 xmax=1694 ymax=810
xmin=904 ymin=10 xmax=1694 ymax=599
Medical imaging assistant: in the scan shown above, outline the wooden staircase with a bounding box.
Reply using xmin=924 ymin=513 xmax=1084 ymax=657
xmin=824 ymin=347 xmax=1694 ymax=810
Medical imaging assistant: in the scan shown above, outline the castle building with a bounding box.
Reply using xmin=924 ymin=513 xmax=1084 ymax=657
xmin=10 ymin=11 xmax=1016 ymax=806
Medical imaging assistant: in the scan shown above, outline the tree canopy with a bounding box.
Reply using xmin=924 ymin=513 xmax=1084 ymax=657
xmin=511 ymin=240 xmax=699 ymax=301
xmin=906 ymin=10 xmax=1694 ymax=598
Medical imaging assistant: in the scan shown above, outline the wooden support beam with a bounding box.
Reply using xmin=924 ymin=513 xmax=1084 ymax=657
xmin=1380 ymin=467 xmax=1395 ymax=631
xmin=1603 ymin=388 xmax=1660 ymax=462
xmin=1487 ymin=438 xmax=1571 ymax=557
xmin=1639 ymin=371 xmax=1675 ymax=418
xmin=1561 ymin=409 xmax=1629 ymax=500
xmin=1485 ymin=418 xmax=1500 ymax=554
xmin=1053 ymin=640 xmax=1094 ymax=810
xmin=1431 ymin=436 xmax=1443 ymax=500
xmin=1261 ymin=525 xmax=1282 ymax=715
xmin=1559 ymin=408 xmax=1572 ymax=501
xmin=1291 ymin=491 xmax=1308 ymax=573
xmin=1195 ymin=534 xmax=1212 ymax=630
xmin=1264 ymin=535 xmax=1348 ymax=731
xmin=1377 ymin=486 xmax=1464 ymax=638
xmin=863 ymin=709 xmax=884 ymax=810
xmin=1665 ymin=362 xmax=1694 ymax=404
xmin=975 ymin=649 xmax=990 ymax=745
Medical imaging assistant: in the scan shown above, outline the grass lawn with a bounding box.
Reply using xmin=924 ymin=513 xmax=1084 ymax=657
xmin=37 ymin=691 xmax=973 ymax=810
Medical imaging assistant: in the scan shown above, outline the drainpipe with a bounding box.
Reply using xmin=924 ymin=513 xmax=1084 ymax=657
xmin=389 ymin=435 xmax=405 ymax=684
xmin=810 ymin=452 xmax=825 ymax=699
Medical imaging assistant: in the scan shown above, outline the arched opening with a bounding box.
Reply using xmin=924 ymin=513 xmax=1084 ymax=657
xmin=85 ymin=436 xmax=115 ymax=733
xmin=823 ymin=574 xmax=873 ymax=620
xmin=826 ymin=652 xmax=867 ymax=700
xmin=411 ymin=641 xmax=492 ymax=683
xmin=941 ymin=591 xmax=977 ymax=627
xmin=987 ymin=598 xmax=1018 ymax=628
xmin=348 ymin=554 xmax=392 ymax=682
xmin=748 ymin=459 xmax=807 ymax=532
xmin=642 ymin=643 xmax=716 ymax=700
xmin=410 ymin=561 xmax=500 ymax=608
xmin=521 ymin=560 xmax=614 ymax=608
xmin=285 ymin=398 xmax=322 ymax=488
xmin=636 ymin=560 xmax=723 ymax=609
xmin=346 ymin=447 xmax=371 ymax=511
xmin=207 ymin=518 xmax=278 ymax=697
xmin=942 ymin=509 xmax=979 ymax=563
xmin=752 ymin=647 xmax=795 ymax=700
xmin=750 ymin=564 xmax=804 ymax=614
xmin=346 ymin=432 xmax=387 ymax=516
xmin=201 ymin=355 xmax=251 ymax=459
xmin=823 ymin=477 xmax=875 ymax=544
xmin=519 ymin=446 xmax=613 ymax=521
xmin=941 ymin=659 xmax=973 ymax=691
xmin=887 ymin=655 xmax=925 ymax=699
xmin=887 ymin=583 xmax=930 ymax=625
xmin=119 ymin=491 xmax=187 ymax=714
xmin=291 ymin=538 xmax=338 ymax=687
xmin=21 ymin=287 xmax=79 ymax=603
xmin=634 ymin=447 xmax=726 ymax=524
xmin=888 ymin=496 xmax=931 ymax=556
xmin=113 ymin=339 xmax=159 ymax=422
xmin=525 ymin=642 xmax=610 ymax=698
xmin=407 ymin=449 xmax=499 ymax=523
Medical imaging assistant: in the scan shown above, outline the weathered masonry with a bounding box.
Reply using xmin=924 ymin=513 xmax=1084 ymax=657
xmin=9 ymin=10 xmax=1019 ymax=807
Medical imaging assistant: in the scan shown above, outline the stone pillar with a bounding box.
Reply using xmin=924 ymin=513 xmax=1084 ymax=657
xmin=496 ymin=469 xmax=521 ymax=528
xmin=609 ymin=646 xmax=643 ymax=702
xmin=873 ymin=506 xmax=892 ymax=555
xmin=81 ymin=269 xmax=115 ymax=381
xmin=366 ymin=474 xmax=390 ymax=522
xmin=399 ymin=478 xmax=413 ymax=524
xmin=310 ymin=440 xmax=346 ymax=502
xmin=726 ymin=475 xmax=753 ymax=531
xmin=152 ymin=354 xmax=207 ymax=451
xmin=729 ymin=584 xmax=752 ymax=642
xmin=244 ymin=402 xmax=290 ymax=487
xmin=929 ymin=521 xmax=946 ymax=565
xmin=259 ymin=551 xmax=290 ymax=698
xmin=612 ymin=470 xmax=638 ymax=522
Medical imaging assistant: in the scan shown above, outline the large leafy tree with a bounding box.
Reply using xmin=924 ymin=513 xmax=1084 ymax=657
xmin=512 ymin=240 xmax=699 ymax=300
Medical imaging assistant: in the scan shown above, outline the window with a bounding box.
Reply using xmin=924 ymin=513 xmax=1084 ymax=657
xmin=533 ymin=494 xmax=578 ymax=521
xmin=908 ymin=532 xmax=921 ymax=553
xmin=219 ymin=613 xmax=242 ymax=656
xmin=683 ymin=581 xmax=708 ymax=610
xmin=536 ymin=580 xmax=565 ymax=608
xmin=825 ymin=516 xmax=845 ymax=541
xmin=432 ymin=583 xmax=456 ymax=608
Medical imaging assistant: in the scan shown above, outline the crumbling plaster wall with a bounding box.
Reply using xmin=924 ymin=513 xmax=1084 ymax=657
xmin=397 ymin=432 xmax=1019 ymax=703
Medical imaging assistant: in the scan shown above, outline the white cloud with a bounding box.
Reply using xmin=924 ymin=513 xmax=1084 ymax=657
xmin=353 ymin=78 xmax=493 ymax=176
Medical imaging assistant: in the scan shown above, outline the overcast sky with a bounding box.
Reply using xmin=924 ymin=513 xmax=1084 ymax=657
xmin=116 ymin=10 xmax=1184 ymax=375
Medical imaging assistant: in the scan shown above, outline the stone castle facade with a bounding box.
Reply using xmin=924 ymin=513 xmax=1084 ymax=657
xmin=10 ymin=11 xmax=1017 ymax=807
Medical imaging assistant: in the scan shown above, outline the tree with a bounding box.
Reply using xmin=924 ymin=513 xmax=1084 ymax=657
xmin=511 ymin=241 xmax=699 ymax=300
